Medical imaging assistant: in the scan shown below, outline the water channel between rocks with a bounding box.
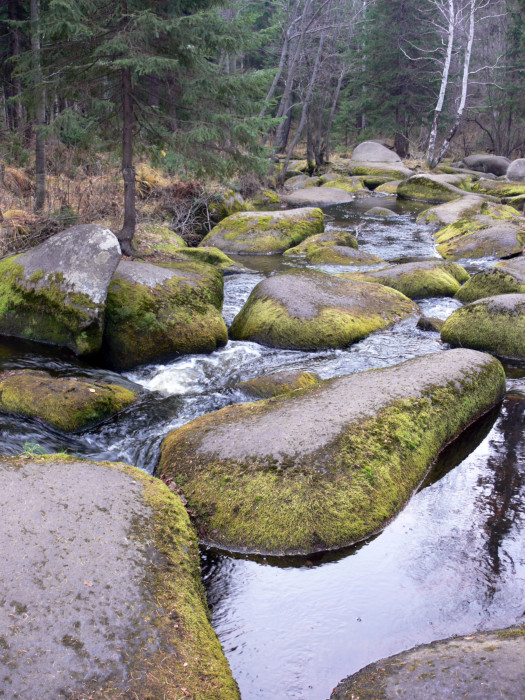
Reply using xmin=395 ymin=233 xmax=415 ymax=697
xmin=0 ymin=195 xmax=524 ymax=699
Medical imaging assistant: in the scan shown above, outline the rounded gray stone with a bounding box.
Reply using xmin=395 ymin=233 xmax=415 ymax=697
xmin=463 ymin=154 xmax=510 ymax=176
xmin=507 ymin=158 xmax=525 ymax=182
xmin=350 ymin=141 xmax=402 ymax=163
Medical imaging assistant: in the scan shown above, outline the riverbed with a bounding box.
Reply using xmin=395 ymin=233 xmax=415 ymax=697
xmin=0 ymin=194 xmax=524 ymax=699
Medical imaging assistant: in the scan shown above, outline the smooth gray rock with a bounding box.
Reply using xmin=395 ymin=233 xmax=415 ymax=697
xmin=282 ymin=187 xmax=354 ymax=206
xmin=350 ymin=141 xmax=402 ymax=163
xmin=507 ymin=158 xmax=525 ymax=182
xmin=463 ymin=154 xmax=510 ymax=176
xmin=0 ymin=224 xmax=121 ymax=355
xmin=417 ymin=195 xmax=484 ymax=225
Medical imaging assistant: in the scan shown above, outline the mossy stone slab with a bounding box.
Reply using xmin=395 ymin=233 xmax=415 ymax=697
xmin=282 ymin=188 xmax=354 ymax=206
xmin=320 ymin=178 xmax=367 ymax=194
xmin=441 ymin=293 xmax=525 ymax=361
xmin=375 ymin=180 xmax=402 ymax=195
xmin=455 ymin=265 xmax=525 ymax=303
xmin=167 ymin=246 xmax=250 ymax=275
xmin=417 ymin=195 xmax=484 ymax=226
xmin=469 ymin=180 xmax=525 ymax=198
xmin=200 ymin=208 xmax=324 ymax=255
xmin=398 ymin=174 xmax=469 ymax=203
xmin=338 ymin=260 xmax=469 ymax=299
xmin=0 ymin=369 xmax=136 ymax=431
xmin=238 ymin=370 xmax=320 ymax=398
xmin=0 ymin=455 xmax=239 ymax=699
xmin=347 ymin=161 xmax=413 ymax=179
xmin=435 ymin=202 xmax=525 ymax=260
xmin=229 ymin=270 xmax=417 ymax=350
xmin=331 ymin=626 xmax=525 ymax=700
xmin=248 ymin=189 xmax=280 ymax=210
xmin=102 ymin=259 xmax=227 ymax=369
xmin=283 ymin=229 xmax=381 ymax=266
xmin=158 ymin=350 xmax=505 ymax=554
xmin=0 ymin=224 xmax=121 ymax=355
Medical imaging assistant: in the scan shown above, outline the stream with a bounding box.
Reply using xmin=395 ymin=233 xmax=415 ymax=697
xmin=1 ymin=194 xmax=524 ymax=699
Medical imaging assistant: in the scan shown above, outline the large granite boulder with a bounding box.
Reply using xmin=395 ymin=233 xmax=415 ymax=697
xmin=0 ymin=370 xmax=136 ymax=431
xmin=284 ymin=229 xmax=383 ymax=265
xmin=351 ymin=141 xmax=402 ymax=163
xmin=158 ymin=350 xmax=505 ymax=554
xmin=506 ymin=158 xmax=525 ymax=182
xmin=284 ymin=174 xmax=320 ymax=190
xmin=417 ymin=195 xmax=484 ymax=226
xmin=469 ymin=179 xmax=525 ymax=198
xmin=238 ymin=369 xmax=320 ymax=399
xmin=320 ymin=177 xmax=368 ymax=194
xmin=102 ymin=260 xmax=227 ymax=369
xmin=0 ymin=455 xmax=239 ymax=699
xmin=0 ymin=224 xmax=121 ymax=355
xmin=455 ymin=263 xmax=525 ymax=303
xmin=331 ymin=627 xmax=525 ymax=700
xmin=462 ymin=154 xmax=510 ymax=176
xmin=199 ymin=208 xmax=324 ymax=254
xmin=281 ymin=187 xmax=354 ymax=206
xmin=338 ymin=260 xmax=469 ymax=299
xmin=397 ymin=174 xmax=468 ymax=203
xmin=434 ymin=202 xmax=525 ymax=260
xmin=229 ymin=270 xmax=417 ymax=350
xmin=375 ymin=180 xmax=403 ymax=195
xmin=441 ymin=294 xmax=525 ymax=361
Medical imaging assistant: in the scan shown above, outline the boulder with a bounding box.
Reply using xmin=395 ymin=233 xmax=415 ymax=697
xmin=102 ymin=260 xmax=227 ymax=369
xmin=248 ymin=189 xmax=280 ymax=211
xmin=238 ymin=370 xmax=320 ymax=398
xmin=366 ymin=206 xmax=399 ymax=217
xmin=284 ymin=229 xmax=383 ymax=265
xmin=0 ymin=224 xmax=121 ymax=355
xmin=506 ymin=158 xmax=525 ymax=182
xmin=281 ymin=187 xmax=354 ymax=206
xmin=199 ymin=208 xmax=324 ymax=255
xmin=158 ymin=349 xmax=505 ymax=554
xmin=229 ymin=269 xmax=418 ymax=350
xmin=134 ymin=223 xmax=187 ymax=260
xmin=463 ymin=154 xmax=510 ymax=176
xmin=375 ymin=180 xmax=403 ymax=195
xmin=397 ymin=174 xmax=468 ymax=203
xmin=0 ymin=455 xmax=239 ymax=700
xmin=455 ymin=264 xmax=525 ymax=303
xmin=209 ymin=190 xmax=247 ymax=222
xmin=0 ymin=370 xmax=136 ymax=431
xmin=284 ymin=174 xmax=319 ymax=190
xmin=441 ymin=294 xmax=525 ymax=361
xmin=469 ymin=179 xmax=525 ymax=198
xmin=320 ymin=177 xmax=367 ymax=194
xmin=338 ymin=260 xmax=469 ymax=299
xmin=417 ymin=316 xmax=445 ymax=332
xmin=330 ymin=627 xmax=525 ymax=700
xmin=350 ymin=141 xmax=402 ymax=163
xmin=167 ymin=246 xmax=250 ymax=275
xmin=434 ymin=202 xmax=525 ymax=260
xmin=347 ymin=161 xmax=413 ymax=179
xmin=417 ymin=195 xmax=484 ymax=226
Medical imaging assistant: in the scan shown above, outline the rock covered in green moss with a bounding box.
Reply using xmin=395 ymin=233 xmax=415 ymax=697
xmin=0 ymin=455 xmax=239 ymax=699
xmin=366 ymin=206 xmax=399 ymax=217
xmin=102 ymin=259 xmax=227 ymax=369
xmin=238 ymin=369 xmax=320 ymax=398
xmin=441 ymin=294 xmax=525 ymax=361
xmin=338 ymin=260 xmax=469 ymax=299
xmin=330 ymin=626 xmax=525 ymax=700
xmin=134 ymin=223 xmax=187 ymax=259
xmin=434 ymin=202 xmax=525 ymax=260
xmin=0 ymin=370 xmax=136 ymax=431
xmin=199 ymin=208 xmax=324 ymax=255
xmin=455 ymin=264 xmax=525 ymax=303
xmin=469 ymin=179 xmax=525 ymax=198
xmin=348 ymin=142 xmax=413 ymax=179
xmin=248 ymin=189 xmax=280 ymax=210
xmin=158 ymin=349 xmax=505 ymax=554
xmin=375 ymin=180 xmax=402 ymax=195
xmin=283 ymin=228 xmax=381 ymax=265
xmin=398 ymin=174 xmax=469 ymax=203
xmin=229 ymin=270 xmax=417 ymax=350
xmin=320 ymin=177 xmax=367 ymax=194
xmin=0 ymin=224 xmax=121 ymax=355
xmin=209 ymin=190 xmax=247 ymax=222
xmin=281 ymin=187 xmax=354 ymax=206
xmin=284 ymin=228 xmax=358 ymax=255
xmin=284 ymin=175 xmax=320 ymax=190
xmin=169 ymin=246 xmax=250 ymax=275
xmin=417 ymin=315 xmax=445 ymax=332
xmin=417 ymin=195 xmax=484 ymax=226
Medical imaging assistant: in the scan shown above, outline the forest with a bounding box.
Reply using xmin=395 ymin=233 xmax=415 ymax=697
xmin=1 ymin=0 xmax=524 ymax=253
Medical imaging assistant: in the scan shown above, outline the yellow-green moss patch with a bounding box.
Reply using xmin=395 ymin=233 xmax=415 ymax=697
xmin=238 ymin=370 xmax=320 ymax=398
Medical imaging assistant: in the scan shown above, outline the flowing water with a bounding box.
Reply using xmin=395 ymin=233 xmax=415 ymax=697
xmin=1 ymin=195 xmax=524 ymax=699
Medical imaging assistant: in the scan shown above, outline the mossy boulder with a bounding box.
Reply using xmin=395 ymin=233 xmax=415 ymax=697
xmin=284 ymin=229 xmax=358 ymax=254
xmin=238 ymin=369 xmax=320 ymax=398
xmin=320 ymin=177 xmax=367 ymax=194
xmin=102 ymin=260 xmax=227 ymax=369
xmin=0 ymin=455 xmax=239 ymax=699
xmin=209 ymin=190 xmax=248 ymax=222
xmin=284 ymin=174 xmax=319 ymax=190
xmin=284 ymin=229 xmax=382 ymax=265
xmin=331 ymin=626 xmax=525 ymax=700
xmin=417 ymin=316 xmax=445 ymax=332
xmin=248 ymin=189 xmax=280 ymax=210
xmin=366 ymin=206 xmax=399 ymax=217
xmin=347 ymin=162 xmax=413 ymax=179
xmin=200 ymin=208 xmax=324 ymax=255
xmin=158 ymin=349 xmax=505 ymax=554
xmin=0 ymin=370 xmax=136 ymax=431
xmin=0 ymin=224 xmax=121 ymax=355
xmin=229 ymin=270 xmax=417 ymax=350
xmin=469 ymin=179 xmax=525 ymax=198
xmin=375 ymin=180 xmax=402 ymax=195
xmin=417 ymin=195 xmax=484 ymax=226
xmin=338 ymin=260 xmax=469 ymax=299
xmin=455 ymin=265 xmax=525 ymax=303
xmin=168 ymin=246 xmax=250 ymax=275
xmin=441 ymin=294 xmax=525 ymax=361
xmin=134 ymin=223 xmax=187 ymax=259
xmin=398 ymin=174 xmax=468 ymax=203
xmin=282 ymin=187 xmax=354 ymax=206
xmin=434 ymin=202 xmax=525 ymax=260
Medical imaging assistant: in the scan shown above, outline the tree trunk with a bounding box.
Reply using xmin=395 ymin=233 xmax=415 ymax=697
xmin=322 ymin=65 xmax=345 ymax=163
xmin=8 ymin=0 xmax=23 ymax=131
xmin=119 ymin=66 xmax=136 ymax=256
xmin=31 ymin=0 xmax=46 ymax=212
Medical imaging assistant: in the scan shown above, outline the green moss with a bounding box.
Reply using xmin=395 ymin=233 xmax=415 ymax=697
xmin=375 ymin=181 xmax=401 ymax=195
xmin=158 ymin=358 xmax=505 ymax=554
xmin=103 ymin=262 xmax=227 ymax=369
xmin=239 ymin=371 xmax=319 ymax=398
xmin=496 ymin=627 xmax=525 ymax=640
xmin=172 ymin=246 xmax=238 ymax=270
xmin=398 ymin=177 xmax=461 ymax=203
xmin=209 ymin=190 xmax=248 ymax=221
xmin=0 ymin=256 xmax=102 ymax=355
xmin=348 ymin=165 xmax=407 ymax=179
xmin=283 ymin=230 xmax=365 ymax=263
xmin=14 ymin=455 xmax=239 ymax=698
xmin=0 ymin=370 xmax=136 ymax=431
xmin=441 ymin=299 xmax=525 ymax=360
xmin=249 ymin=189 xmax=281 ymax=211
xmin=455 ymin=269 xmax=525 ymax=303
xmin=469 ymin=181 xmax=525 ymax=197
xmin=321 ymin=179 xmax=366 ymax=194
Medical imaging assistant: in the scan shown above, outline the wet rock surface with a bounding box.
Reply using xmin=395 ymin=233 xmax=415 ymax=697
xmin=330 ymin=627 xmax=525 ymax=700
xmin=238 ymin=369 xmax=320 ymax=398
xmin=398 ymin=174 xmax=468 ymax=203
